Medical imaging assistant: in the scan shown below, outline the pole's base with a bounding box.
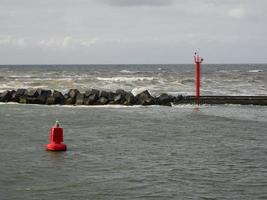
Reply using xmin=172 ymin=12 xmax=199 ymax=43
xmin=46 ymin=143 xmax=67 ymax=151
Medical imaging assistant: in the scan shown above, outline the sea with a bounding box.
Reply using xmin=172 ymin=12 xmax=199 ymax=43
xmin=0 ymin=64 xmax=267 ymax=200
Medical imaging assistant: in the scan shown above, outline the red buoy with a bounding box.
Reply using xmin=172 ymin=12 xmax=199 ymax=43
xmin=46 ymin=121 xmax=67 ymax=151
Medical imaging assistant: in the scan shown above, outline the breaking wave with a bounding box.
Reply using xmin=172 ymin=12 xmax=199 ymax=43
xmin=96 ymin=77 xmax=154 ymax=82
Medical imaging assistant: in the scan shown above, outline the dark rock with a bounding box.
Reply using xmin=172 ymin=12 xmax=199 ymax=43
xmin=46 ymin=90 xmax=65 ymax=105
xmin=63 ymin=93 xmax=69 ymax=100
xmin=9 ymin=90 xmax=17 ymax=102
xmin=114 ymin=89 xmax=128 ymax=104
xmin=108 ymin=92 xmax=116 ymax=101
xmin=85 ymin=89 xmax=100 ymax=98
xmin=99 ymin=90 xmax=116 ymax=102
xmin=37 ymin=89 xmax=52 ymax=98
xmin=53 ymin=90 xmax=65 ymax=104
xmin=84 ymin=93 xmax=98 ymax=105
xmin=0 ymin=90 xmax=11 ymax=102
xmin=17 ymin=89 xmax=27 ymax=96
xmin=92 ymin=89 xmax=100 ymax=97
xmin=114 ymin=90 xmax=136 ymax=105
xmin=116 ymin=89 xmax=128 ymax=95
xmin=136 ymin=90 xmax=155 ymax=105
xmin=46 ymin=96 xmax=56 ymax=105
xmin=76 ymin=93 xmax=85 ymax=105
xmin=11 ymin=89 xmax=27 ymax=102
xmin=65 ymin=97 xmax=75 ymax=105
xmin=113 ymin=94 xmax=123 ymax=104
xmin=26 ymin=89 xmax=39 ymax=97
xmin=98 ymin=97 xmax=109 ymax=105
xmin=124 ymin=92 xmax=136 ymax=105
xmin=24 ymin=97 xmax=45 ymax=104
xmin=19 ymin=97 xmax=27 ymax=104
xmin=156 ymin=93 xmax=173 ymax=106
xmin=68 ymin=89 xmax=80 ymax=99
xmin=177 ymin=94 xmax=184 ymax=101
xmin=35 ymin=89 xmax=52 ymax=104
xmin=173 ymin=94 xmax=184 ymax=104
xmin=84 ymin=90 xmax=91 ymax=97
xmin=100 ymin=90 xmax=109 ymax=99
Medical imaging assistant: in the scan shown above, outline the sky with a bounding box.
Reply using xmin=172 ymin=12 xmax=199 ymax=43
xmin=0 ymin=0 xmax=266 ymax=64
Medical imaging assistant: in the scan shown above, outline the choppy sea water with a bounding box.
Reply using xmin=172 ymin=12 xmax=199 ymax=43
xmin=0 ymin=64 xmax=266 ymax=95
xmin=0 ymin=64 xmax=267 ymax=199
xmin=0 ymin=104 xmax=267 ymax=200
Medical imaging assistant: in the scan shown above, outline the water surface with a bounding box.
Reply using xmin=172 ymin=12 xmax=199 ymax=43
xmin=0 ymin=104 xmax=267 ymax=199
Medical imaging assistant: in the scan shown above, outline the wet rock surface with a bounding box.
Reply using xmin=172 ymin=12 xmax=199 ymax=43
xmin=1 ymin=88 xmax=267 ymax=106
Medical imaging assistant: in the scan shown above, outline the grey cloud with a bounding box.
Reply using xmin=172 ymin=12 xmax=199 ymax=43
xmin=0 ymin=0 xmax=267 ymax=64
xmin=100 ymin=0 xmax=174 ymax=7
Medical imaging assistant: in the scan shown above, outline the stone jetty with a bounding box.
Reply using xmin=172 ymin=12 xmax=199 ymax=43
xmin=0 ymin=88 xmax=267 ymax=106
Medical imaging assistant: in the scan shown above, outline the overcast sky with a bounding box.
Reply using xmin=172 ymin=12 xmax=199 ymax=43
xmin=0 ymin=0 xmax=266 ymax=64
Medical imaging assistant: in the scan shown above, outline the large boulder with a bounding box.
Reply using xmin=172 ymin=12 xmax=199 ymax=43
xmin=100 ymin=90 xmax=109 ymax=99
xmin=85 ymin=89 xmax=100 ymax=98
xmin=114 ymin=89 xmax=136 ymax=105
xmin=9 ymin=90 xmax=17 ymax=102
xmin=113 ymin=94 xmax=123 ymax=104
xmin=114 ymin=89 xmax=127 ymax=104
xmin=0 ymin=90 xmax=12 ymax=102
xmin=46 ymin=96 xmax=56 ymax=105
xmin=173 ymin=94 xmax=184 ymax=104
xmin=108 ymin=92 xmax=116 ymax=102
xmin=46 ymin=90 xmax=65 ymax=105
xmin=68 ymin=89 xmax=80 ymax=99
xmin=76 ymin=93 xmax=85 ymax=105
xmin=156 ymin=93 xmax=173 ymax=106
xmin=124 ymin=92 xmax=136 ymax=105
xmin=65 ymin=97 xmax=75 ymax=105
xmin=36 ymin=89 xmax=52 ymax=104
xmin=11 ymin=89 xmax=27 ymax=102
xmin=25 ymin=97 xmax=44 ymax=104
xmin=37 ymin=89 xmax=52 ymax=97
xmin=84 ymin=89 xmax=100 ymax=105
xmin=53 ymin=90 xmax=65 ymax=104
xmin=64 ymin=89 xmax=80 ymax=105
xmin=26 ymin=89 xmax=39 ymax=97
xmin=84 ymin=93 xmax=98 ymax=105
xmin=98 ymin=97 xmax=109 ymax=105
xmin=135 ymin=90 xmax=155 ymax=105
xmin=98 ymin=90 xmax=116 ymax=105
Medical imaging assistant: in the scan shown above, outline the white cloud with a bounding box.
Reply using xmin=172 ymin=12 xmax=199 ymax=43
xmin=0 ymin=35 xmax=99 ymax=49
xmin=62 ymin=36 xmax=73 ymax=48
xmin=0 ymin=35 xmax=27 ymax=47
xmin=228 ymin=8 xmax=246 ymax=19
xmin=37 ymin=38 xmax=62 ymax=48
xmin=36 ymin=36 xmax=99 ymax=48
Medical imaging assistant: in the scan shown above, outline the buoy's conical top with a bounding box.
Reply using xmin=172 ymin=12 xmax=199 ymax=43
xmin=54 ymin=120 xmax=60 ymax=128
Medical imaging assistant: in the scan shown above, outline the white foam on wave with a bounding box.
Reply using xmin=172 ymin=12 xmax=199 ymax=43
xmin=248 ymin=70 xmax=264 ymax=73
xmin=120 ymin=70 xmax=136 ymax=74
xmin=96 ymin=76 xmax=154 ymax=82
xmin=172 ymin=104 xmax=213 ymax=109
xmin=9 ymin=75 xmax=32 ymax=78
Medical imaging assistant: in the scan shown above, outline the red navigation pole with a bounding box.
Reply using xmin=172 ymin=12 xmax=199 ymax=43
xmin=194 ymin=50 xmax=204 ymax=105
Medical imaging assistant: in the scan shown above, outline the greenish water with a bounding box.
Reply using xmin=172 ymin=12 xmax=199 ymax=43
xmin=0 ymin=104 xmax=267 ymax=199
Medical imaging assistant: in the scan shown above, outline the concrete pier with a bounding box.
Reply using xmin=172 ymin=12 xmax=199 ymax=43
xmin=175 ymin=96 xmax=267 ymax=106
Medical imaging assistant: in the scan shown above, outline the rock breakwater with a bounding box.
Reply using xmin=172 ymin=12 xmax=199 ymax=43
xmin=1 ymin=88 xmax=267 ymax=106
xmin=0 ymin=88 xmax=176 ymax=106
